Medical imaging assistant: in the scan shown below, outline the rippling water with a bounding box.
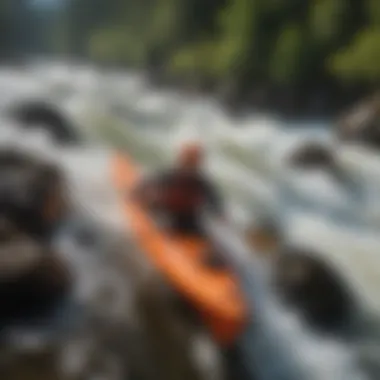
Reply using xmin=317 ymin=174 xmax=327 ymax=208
xmin=0 ymin=63 xmax=379 ymax=380
xmin=89 ymin=69 xmax=380 ymax=379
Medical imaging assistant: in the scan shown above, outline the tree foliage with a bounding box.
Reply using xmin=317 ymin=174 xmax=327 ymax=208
xmin=48 ymin=0 xmax=380 ymax=112
xmin=330 ymin=28 xmax=380 ymax=83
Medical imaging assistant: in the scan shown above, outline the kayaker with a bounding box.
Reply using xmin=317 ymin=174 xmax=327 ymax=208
xmin=133 ymin=141 xmax=224 ymax=235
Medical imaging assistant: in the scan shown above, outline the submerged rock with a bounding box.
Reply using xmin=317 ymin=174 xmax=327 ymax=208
xmin=244 ymin=218 xmax=355 ymax=334
xmin=288 ymin=142 xmax=336 ymax=170
xmin=273 ymin=247 xmax=355 ymax=334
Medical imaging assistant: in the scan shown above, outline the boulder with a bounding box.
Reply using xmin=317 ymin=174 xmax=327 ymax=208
xmin=0 ymin=148 xmax=69 ymax=241
xmin=288 ymin=142 xmax=335 ymax=170
xmin=273 ymin=247 xmax=355 ymax=333
xmin=0 ymin=221 xmax=71 ymax=330
xmin=9 ymin=100 xmax=80 ymax=145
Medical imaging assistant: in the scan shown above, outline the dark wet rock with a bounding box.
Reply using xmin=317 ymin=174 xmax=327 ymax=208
xmin=0 ymin=149 xmax=69 ymax=241
xmin=337 ymin=93 xmax=380 ymax=149
xmin=287 ymin=141 xmax=364 ymax=197
xmin=273 ymin=247 xmax=355 ymax=333
xmin=0 ymin=223 xmax=71 ymax=331
xmin=8 ymin=100 xmax=80 ymax=145
xmin=288 ymin=142 xmax=336 ymax=170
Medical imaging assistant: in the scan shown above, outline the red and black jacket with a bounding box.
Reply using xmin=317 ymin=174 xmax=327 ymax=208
xmin=137 ymin=169 xmax=223 ymax=216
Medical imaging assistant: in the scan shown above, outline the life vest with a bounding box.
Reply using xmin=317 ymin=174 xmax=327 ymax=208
xmin=160 ymin=175 xmax=205 ymax=213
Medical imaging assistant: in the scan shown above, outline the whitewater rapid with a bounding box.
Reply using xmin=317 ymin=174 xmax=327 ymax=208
xmin=1 ymin=62 xmax=379 ymax=379
xmin=90 ymin=68 xmax=380 ymax=379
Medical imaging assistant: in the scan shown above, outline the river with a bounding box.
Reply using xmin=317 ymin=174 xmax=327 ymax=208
xmin=0 ymin=62 xmax=379 ymax=380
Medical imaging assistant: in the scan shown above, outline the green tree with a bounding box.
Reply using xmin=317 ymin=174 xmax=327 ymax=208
xmin=330 ymin=27 xmax=380 ymax=84
xmin=270 ymin=24 xmax=305 ymax=84
xmin=51 ymin=0 xmax=380 ymax=115
xmin=214 ymin=0 xmax=258 ymax=78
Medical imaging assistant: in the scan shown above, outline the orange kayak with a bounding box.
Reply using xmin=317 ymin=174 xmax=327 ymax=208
xmin=111 ymin=153 xmax=247 ymax=346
